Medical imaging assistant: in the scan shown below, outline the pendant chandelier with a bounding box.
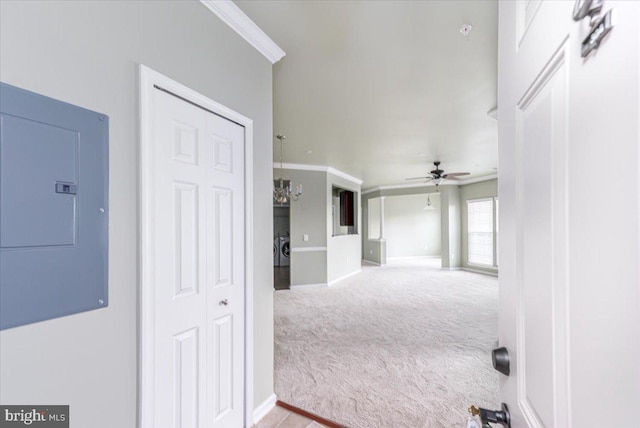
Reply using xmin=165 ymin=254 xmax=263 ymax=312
xmin=273 ymin=134 xmax=302 ymax=204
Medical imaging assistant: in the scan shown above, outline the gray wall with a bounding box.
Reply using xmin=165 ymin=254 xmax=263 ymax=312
xmin=363 ymin=239 xmax=387 ymax=265
xmin=460 ymin=179 xmax=498 ymax=274
xmin=279 ymin=169 xmax=328 ymax=286
xmin=275 ymin=168 xmax=361 ymax=285
xmin=362 ymin=197 xmax=386 ymax=264
xmin=385 ymin=193 xmax=441 ymax=258
xmin=290 ymin=251 xmax=328 ymax=286
xmin=440 ymin=186 xmax=462 ymax=268
xmin=284 ymin=170 xmax=327 ymax=248
xmin=0 ymin=2 xmax=274 ymax=426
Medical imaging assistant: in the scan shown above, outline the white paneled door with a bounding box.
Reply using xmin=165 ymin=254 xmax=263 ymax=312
xmin=152 ymin=88 xmax=245 ymax=428
xmin=498 ymin=1 xmax=639 ymax=427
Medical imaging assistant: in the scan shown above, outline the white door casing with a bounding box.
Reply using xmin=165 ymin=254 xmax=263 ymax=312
xmin=498 ymin=1 xmax=639 ymax=427
xmin=140 ymin=65 xmax=255 ymax=428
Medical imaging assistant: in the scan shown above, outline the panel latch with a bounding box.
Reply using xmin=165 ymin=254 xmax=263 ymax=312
xmin=55 ymin=182 xmax=77 ymax=195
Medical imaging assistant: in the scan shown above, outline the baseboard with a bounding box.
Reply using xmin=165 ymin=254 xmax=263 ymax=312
xmin=328 ymin=269 xmax=361 ymax=286
xmin=361 ymin=259 xmax=381 ymax=266
xmin=253 ymin=393 xmax=277 ymax=424
xmin=290 ymin=283 xmax=327 ymax=289
xmin=387 ymin=255 xmax=440 ymax=260
xmin=462 ymin=267 xmax=499 ymax=277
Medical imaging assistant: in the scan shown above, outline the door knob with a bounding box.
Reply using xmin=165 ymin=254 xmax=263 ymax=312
xmin=219 ymin=299 xmax=228 ymax=306
xmin=478 ymin=403 xmax=511 ymax=428
xmin=492 ymin=347 xmax=510 ymax=376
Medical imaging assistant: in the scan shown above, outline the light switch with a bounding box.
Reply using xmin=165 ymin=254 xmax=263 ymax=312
xmin=303 ymin=234 xmax=309 ymax=242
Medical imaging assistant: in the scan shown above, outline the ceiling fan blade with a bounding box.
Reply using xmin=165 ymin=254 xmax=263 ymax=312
xmin=405 ymin=176 xmax=433 ymax=181
xmin=444 ymin=176 xmax=461 ymax=181
xmin=443 ymin=172 xmax=470 ymax=177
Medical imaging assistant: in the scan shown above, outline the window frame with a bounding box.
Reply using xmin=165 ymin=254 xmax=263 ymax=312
xmin=466 ymin=197 xmax=498 ymax=268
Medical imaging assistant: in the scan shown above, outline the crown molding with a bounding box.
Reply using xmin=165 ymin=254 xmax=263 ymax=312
xmin=457 ymin=173 xmax=498 ymax=185
xmin=200 ymin=0 xmax=285 ymax=64
xmin=362 ymin=173 xmax=498 ymax=195
xmin=327 ymin=167 xmax=363 ymax=185
xmin=362 ymin=182 xmax=436 ymax=195
xmin=274 ymin=162 xmax=325 ymax=173
xmin=273 ymin=163 xmax=363 ymax=185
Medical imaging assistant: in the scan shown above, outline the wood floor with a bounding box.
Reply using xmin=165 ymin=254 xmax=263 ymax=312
xmin=254 ymin=405 xmax=325 ymax=428
xmin=254 ymin=401 xmax=346 ymax=428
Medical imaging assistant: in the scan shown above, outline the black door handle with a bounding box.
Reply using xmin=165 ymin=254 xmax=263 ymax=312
xmin=479 ymin=403 xmax=511 ymax=428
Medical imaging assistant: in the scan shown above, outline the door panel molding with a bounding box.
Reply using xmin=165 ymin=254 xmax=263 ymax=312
xmin=516 ymin=39 xmax=568 ymax=110
xmin=516 ymin=0 xmax=543 ymax=48
xmin=139 ymin=64 xmax=255 ymax=428
xmin=515 ymin=41 xmax=570 ymax=428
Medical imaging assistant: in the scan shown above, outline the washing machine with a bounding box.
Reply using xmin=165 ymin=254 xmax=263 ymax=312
xmin=279 ymin=236 xmax=290 ymax=267
xmin=273 ymin=236 xmax=280 ymax=267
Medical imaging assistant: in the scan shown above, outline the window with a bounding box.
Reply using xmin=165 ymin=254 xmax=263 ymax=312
xmin=467 ymin=199 xmax=494 ymax=266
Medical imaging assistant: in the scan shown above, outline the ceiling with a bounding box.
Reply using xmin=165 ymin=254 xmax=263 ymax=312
xmin=235 ymin=0 xmax=498 ymax=189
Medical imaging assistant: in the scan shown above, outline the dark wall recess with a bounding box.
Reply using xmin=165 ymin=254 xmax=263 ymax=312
xmin=340 ymin=190 xmax=354 ymax=226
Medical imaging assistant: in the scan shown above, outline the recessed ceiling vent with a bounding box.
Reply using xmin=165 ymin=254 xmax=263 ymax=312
xmin=460 ymin=24 xmax=473 ymax=37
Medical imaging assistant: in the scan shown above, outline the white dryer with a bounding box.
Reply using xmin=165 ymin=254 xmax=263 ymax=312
xmin=273 ymin=237 xmax=280 ymax=267
xmin=279 ymin=236 xmax=290 ymax=267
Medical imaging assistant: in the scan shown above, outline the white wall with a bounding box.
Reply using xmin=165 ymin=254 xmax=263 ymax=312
xmin=362 ymin=187 xmax=442 ymax=265
xmin=0 ymin=2 xmax=274 ymax=426
xmin=385 ymin=193 xmax=441 ymax=258
xmin=327 ymin=173 xmax=362 ymax=282
xmin=368 ymin=198 xmax=381 ymax=240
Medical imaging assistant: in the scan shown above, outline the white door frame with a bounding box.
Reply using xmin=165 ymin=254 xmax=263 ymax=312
xmin=138 ymin=64 xmax=254 ymax=428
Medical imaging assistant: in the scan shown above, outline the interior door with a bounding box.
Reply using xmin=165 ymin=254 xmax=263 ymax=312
xmin=498 ymin=1 xmax=639 ymax=427
xmin=153 ymin=88 xmax=245 ymax=428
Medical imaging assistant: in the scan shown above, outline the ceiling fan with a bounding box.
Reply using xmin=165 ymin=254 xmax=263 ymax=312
xmin=405 ymin=161 xmax=470 ymax=186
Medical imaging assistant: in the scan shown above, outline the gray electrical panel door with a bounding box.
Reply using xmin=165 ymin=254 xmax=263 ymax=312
xmin=0 ymin=82 xmax=109 ymax=330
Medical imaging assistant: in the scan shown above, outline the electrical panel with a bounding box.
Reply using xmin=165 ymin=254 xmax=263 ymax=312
xmin=0 ymin=82 xmax=109 ymax=329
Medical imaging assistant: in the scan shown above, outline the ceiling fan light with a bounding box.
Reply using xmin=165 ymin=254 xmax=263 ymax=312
xmin=424 ymin=195 xmax=434 ymax=211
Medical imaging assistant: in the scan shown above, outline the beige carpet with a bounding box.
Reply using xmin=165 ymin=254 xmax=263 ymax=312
xmin=274 ymin=258 xmax=500 ymax=428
